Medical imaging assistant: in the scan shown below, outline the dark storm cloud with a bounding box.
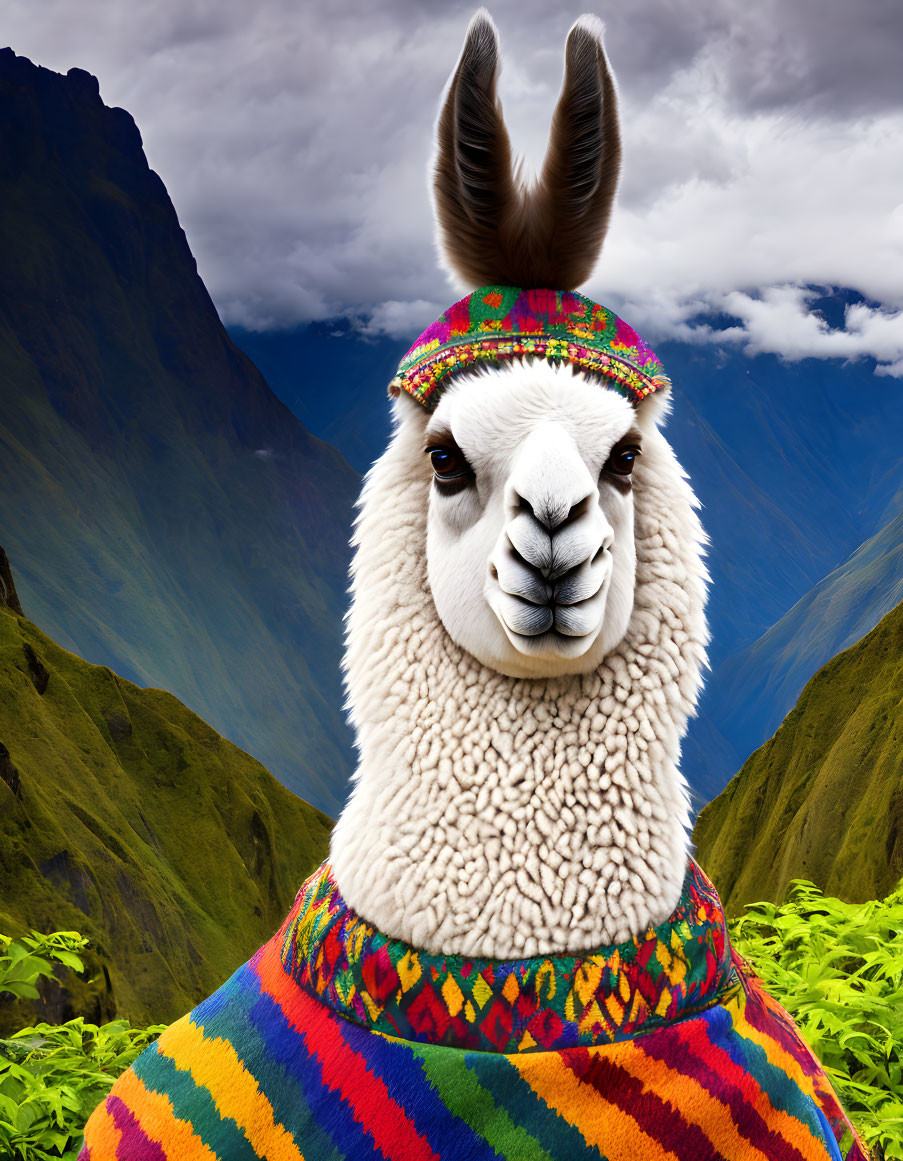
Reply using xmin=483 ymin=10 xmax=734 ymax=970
xmin=4 ymin=0 xmax=903 ymax=370
xmin=716 ymin=0 xmax=903 ymax=117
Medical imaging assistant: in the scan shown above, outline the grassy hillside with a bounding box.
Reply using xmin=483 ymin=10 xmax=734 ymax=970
xmin=693 ymin=598 xmax=903 ymax=915
xmin=0 ymin=584 xmax=331 ymax=1032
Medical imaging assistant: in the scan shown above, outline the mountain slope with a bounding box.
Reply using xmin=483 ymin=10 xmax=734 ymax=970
xmin=0 ymin=50 xmax=358 ymax=813
xmin=694 ymin=509 xmax=903 ymax=797
xmin=692 ymin=598 xmax=903 ymax=915
xmin=0 ymin=558 xmax=331 ymax=1030
xmin=230 ymin=321 xmax=402 ymax=475
xmin=656 ymin=347 xmax=900 ymax=665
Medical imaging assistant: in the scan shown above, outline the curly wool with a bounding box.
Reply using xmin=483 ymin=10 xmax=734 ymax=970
xmin=330 ymin=365 xmax=709 ymax=959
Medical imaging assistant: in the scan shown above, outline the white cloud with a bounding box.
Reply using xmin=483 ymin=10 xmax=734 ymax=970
xmin=673 ymin=288 xmax=903 ymax=377
xmin=589 ymin=72 xmax=903 ymax=369
xmin=360 ymin=299 xmax=445 ymax=341
xmin=4 ymin=0 xmax=903 ymax=371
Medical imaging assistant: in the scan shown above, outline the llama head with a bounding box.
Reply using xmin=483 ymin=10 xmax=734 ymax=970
xmin=386 ymin=11 xmax=673 ymax=681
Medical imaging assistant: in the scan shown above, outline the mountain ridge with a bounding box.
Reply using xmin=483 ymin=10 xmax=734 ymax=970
xmin=0 ymin=49 xmax=359 ymax=813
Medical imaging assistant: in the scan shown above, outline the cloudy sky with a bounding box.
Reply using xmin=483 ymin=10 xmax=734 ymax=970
xmin=6 ymin=0 xmax=903 ymax=373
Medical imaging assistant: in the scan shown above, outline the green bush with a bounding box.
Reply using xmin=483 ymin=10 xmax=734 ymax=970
xmin=731 ymin=880 xmax=903 ymax=1161
xmin=0 ymin=932 xmax=164 ymax=1160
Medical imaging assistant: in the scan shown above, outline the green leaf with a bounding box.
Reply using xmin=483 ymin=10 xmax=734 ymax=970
xmin=52 ymin=951 xmax=85 ymax=973
xmin=1 ymin=982 xmax=41 ymax=1001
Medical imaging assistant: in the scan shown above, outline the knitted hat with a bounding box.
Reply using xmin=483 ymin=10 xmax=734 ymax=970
xmin=389 ymin=286 xmax=670 ymax=410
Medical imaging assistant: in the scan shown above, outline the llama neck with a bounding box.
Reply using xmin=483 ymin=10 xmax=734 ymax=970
xmin=329 ymin=408 xmax=707 ymax=959
xmin=330 ymin=665 xmax=693 ymax=958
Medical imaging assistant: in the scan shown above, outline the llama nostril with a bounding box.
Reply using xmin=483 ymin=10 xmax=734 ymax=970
xmin=489 ymin=563 xmax=499 ymax=580
xmin=558 ymin=495 xmax=592 ymax=530
xmin=514 ymin=495 xmax=536 ymax=521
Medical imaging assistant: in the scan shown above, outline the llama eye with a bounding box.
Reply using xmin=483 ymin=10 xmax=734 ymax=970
xmin=427 ymin=445 xmax=471 ymax=481
xmin=604 ymin=445 xmax=641 ymax=477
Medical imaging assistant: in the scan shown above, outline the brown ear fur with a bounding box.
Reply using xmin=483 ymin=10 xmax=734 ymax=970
xmin=433 ymin=12 xmax=620 ymax=290
xmin=534 ymin=19 xmax=621 ymax=287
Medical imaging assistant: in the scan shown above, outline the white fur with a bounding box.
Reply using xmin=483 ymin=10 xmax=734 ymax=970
xmin=330 ymin=359 xmax=709 ymax=959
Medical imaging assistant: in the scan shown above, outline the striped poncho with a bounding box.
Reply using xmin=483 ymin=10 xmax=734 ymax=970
xmin=80 ymin=860 xmax=867 ymax=1161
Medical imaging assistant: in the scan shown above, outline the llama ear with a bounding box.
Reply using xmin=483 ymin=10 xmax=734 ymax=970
xmin=534 ymin=16 xmax=621 ymax=288
xmin=433 ymin=10 xmax=519 ymax=288
xmin=433 ymin=12 xmax=621 ymax=290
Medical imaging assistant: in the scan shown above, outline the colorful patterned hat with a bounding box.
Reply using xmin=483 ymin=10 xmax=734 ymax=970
xmin=389 ymin=286 xmax=670 ymax=410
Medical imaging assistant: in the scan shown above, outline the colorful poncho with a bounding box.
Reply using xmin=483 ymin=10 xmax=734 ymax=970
xmin=80 ymin=860 xmax=867 ymax=1161
xmin=388 ymin=286 xmax=671 ymax=410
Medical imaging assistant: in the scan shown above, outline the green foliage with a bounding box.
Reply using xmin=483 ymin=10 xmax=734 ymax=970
xmin=0 ymin=932 xmax=164 ymax=1160
xmin=0 ymin=1018 xmax=163 ymax=1161
xmin=0 ymin=933 xmax=87 ymax=1004
xmin=731 ymin=880 xmax=903 ymax=1160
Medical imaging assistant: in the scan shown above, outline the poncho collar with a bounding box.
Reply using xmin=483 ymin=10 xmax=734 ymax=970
xmin=279 ymin=859 xmax=735 ymax=1055
xmin=388 ymin=286 xmax=671 ymax=411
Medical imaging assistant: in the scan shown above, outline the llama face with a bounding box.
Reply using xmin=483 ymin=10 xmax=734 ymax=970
xmin=423 ymin=359 xmax=645 ymax=678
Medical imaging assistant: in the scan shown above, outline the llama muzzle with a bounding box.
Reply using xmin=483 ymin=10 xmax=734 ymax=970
xmin=488 ymin=421 xmax=612 ymax=647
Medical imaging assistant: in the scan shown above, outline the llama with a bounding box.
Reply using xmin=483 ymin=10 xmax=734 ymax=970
xmin=81 ymin=12 xmax=867 ymax=1161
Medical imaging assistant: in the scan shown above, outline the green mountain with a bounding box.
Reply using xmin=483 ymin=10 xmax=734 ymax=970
xmin=689 ymin=507 xmax=903 ymax=800
xmin=0 ymin=553 xmax=331 ymax=1031
xmin=693 ymin=598 xmax=903 ymax=916
xmin=0 ymin=50 xmax=358 ymax=815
